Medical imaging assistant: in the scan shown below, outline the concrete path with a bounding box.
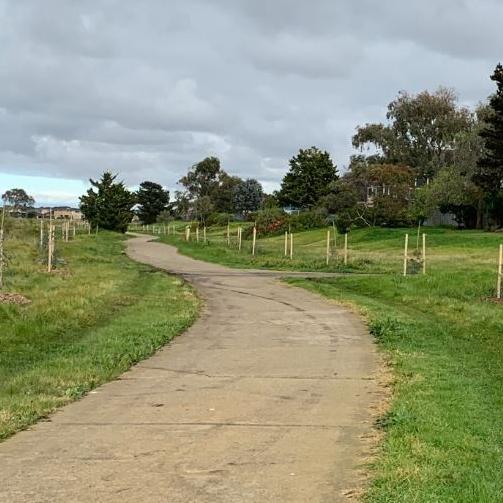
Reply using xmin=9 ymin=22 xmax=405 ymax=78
xmin=0 ymin=235 xmax=382 ymax=502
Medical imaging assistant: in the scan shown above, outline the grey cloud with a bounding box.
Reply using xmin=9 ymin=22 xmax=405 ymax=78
xmin=0 ymin=0 xmax=500 ymax=196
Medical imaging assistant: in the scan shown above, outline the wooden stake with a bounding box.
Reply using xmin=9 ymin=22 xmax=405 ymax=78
xmin=40 ymin=219 xmax=44 ymax=248
xmin=422 ymin=233 xmax=426 ymax=275
xmin=0 ymin=228 xmax=3 ymax=289
xmin=344 ymin=233 xmax=348 ymax=265
xmin=284 ymin=231 xmax=288 ymax=257
xmin=238 ymin=227 xmax=242 ymax=251
xmin=203 ymin=226 xmax=207 ymax=243
xmin=227 ymin=223 xmax=230 ymax=247
xmin=72 ymin=224 xmax=76 ymax=239
xmin=290 ymin=233 xmax=293 ymax=260
xmin=326 ymin=229 xmax=330 ymax=265
xmin=47 ymin=224 xmax=54 ymax=273
xmin=0 ymin=206 xmax=5 ymax=289
xmin=252 ymin=226 xmax=256 ymax=256
xmin=196 ymin=227 xmax=199 ymax=243
xmin=403 ymin=233 xmax=409 ymax=277
xmin=497 ymin=244 xmax=503 ymax=299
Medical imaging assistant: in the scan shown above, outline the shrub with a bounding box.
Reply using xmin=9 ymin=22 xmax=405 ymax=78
xmin=243 ymin=208 xmax=328 ymax=238
xmin=243 ymin=208 xmax=288 ymax=237
xmin=207 ymin=212 xmax=234 ymax=226
xmin=334 ymin=211 xmax=354 ymax=234
xmin=289 ymin=208 xmax=327 ymax=232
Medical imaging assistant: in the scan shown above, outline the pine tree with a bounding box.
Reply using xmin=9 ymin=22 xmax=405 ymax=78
xmin=136 ymin=181 xmax=169 ymax=224
xmin=79 ymin=172 xmax=136 ymax=233
xmin=474 ymin=64 xmax=503 ymax=223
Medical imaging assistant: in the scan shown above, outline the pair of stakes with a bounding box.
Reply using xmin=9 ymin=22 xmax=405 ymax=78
xmin=403 ymin=233 xmax=427 ymax=276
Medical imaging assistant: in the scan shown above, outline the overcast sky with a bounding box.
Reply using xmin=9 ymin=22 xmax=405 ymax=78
xmin=0 ymin=0 xmax=501 ymax=206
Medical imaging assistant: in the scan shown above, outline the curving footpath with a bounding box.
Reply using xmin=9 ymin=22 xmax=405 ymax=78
xmin=0 ymin=234 xmax=383 ymax=502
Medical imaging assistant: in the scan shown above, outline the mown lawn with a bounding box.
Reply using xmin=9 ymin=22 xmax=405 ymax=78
xmin=0 ymin=220 xmax=199 ymax=440
xmin=146 ymin=223 xmax=503 ymax=502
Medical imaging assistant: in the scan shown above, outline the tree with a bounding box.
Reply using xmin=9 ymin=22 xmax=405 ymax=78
xmin=156 ymin=210 xmax=172 ymax=223
xmin=262 ymin=193 xmax=280 ymax=209
xmin=365 ymin=164 xmax=415 ymax=226
xmin=474 ymin=64 xmax=503 ymax=226
xmin=318 ymin=180 xmax=360 ymax=233
xmin=233 ymin=179 xmax=264 ymax=215
xmin=195 ymin=195 xmax=214 ymax=225
xmin=422 ymin=166 xmax=482 ymax=227
xmin=353 ymin=88 xmax=473 ymax=180
xmin=212 ymin=173 xmax=242 ymax=213
xmin=79 ymin=172 xmax=136 ymax=233
xmin=278 ymin=146 xmax=338 ymax=208
xmin=172 ymin=191 xmax=191 ymax=220
xmin=136 ymin=181 xmax=169 ymax=225
xmin=1 ymin=188 xmax=35 ymax=214
xmin=410 ymin=186 xmax=437 ymax=225
xmin=179 ymin=156 xmax=222 ymax=200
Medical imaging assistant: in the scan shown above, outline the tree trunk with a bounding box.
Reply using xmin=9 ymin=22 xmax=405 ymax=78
xmin=476 ymin=197 xmax=484 ymax=230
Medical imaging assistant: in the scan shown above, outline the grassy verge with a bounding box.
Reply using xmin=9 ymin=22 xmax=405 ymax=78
xmin=0 ymin=220 xmax=199 ymax=440
xmin=150 ymin=224 xmax=503 ymax=275
xmin=287 ymin=271 xmax=503 ymax=502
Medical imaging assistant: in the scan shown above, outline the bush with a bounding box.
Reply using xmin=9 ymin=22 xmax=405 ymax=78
xmin=207 ymin=212 xmax=234 ymax=226
xmin=289 ymin=208 xmax=327 ymax=232
xmin=243 ymin=208 xmax=288 ymax=237
xmin=334 ymin=211 xmax=353 ymax=234
xmin=244 ymin=208 xmax=328 ymax=238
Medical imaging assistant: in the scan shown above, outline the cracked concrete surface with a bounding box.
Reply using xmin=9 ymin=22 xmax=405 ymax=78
xmin=0 ymin=235 xmax=383 ymax=502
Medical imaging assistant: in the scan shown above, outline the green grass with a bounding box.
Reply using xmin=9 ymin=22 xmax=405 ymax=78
xmin=286 ymin=254 xmax=503 ymax=501
xmin=140 ymin=222 xmax=503 ymax=501
xmin=139 ymin=222 xmax=503 ymax=275
xmin=0 ymin=219 xmax=199 ymax=440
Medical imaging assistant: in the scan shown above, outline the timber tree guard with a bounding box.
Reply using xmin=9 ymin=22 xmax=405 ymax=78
xmin=497 ymin=244 xmax=503 ymax=299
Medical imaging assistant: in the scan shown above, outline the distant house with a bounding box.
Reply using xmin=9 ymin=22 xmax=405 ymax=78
xmin=37 ymin=207 xmax=83 ymax=220
xmin=283 ymin=206 xmax=300 ymax=215
xmin=6 ymin=207 xmax=36 ymax=218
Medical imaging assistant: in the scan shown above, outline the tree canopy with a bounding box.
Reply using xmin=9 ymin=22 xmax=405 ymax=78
xmin=1 ymin=188 xmax=35 ymax=211
xmin=179 ymin=156 xmax=222 ymax=200
xmin=136 ymin=181 xmax=169 ymax=224
xmin=79 ymin=172 xmax=135 ymax=233
xmin=353 ymin=88 xmax=473 ymax=180
xmin=475 ymin=64 xmax=503 ymax=193
xmin=233 ymin=179 xmax=264 ymax=215
xmin=278 ymin=146 xmax=338 ymax=209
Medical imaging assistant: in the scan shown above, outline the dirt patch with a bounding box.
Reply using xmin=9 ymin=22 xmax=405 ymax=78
xmin=486 ymin=296 xmax=503 ymax=304
xmin=0 ymin=293 xmax=31 ymax=305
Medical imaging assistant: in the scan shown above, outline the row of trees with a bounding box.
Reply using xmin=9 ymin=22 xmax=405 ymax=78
xmin=79 ymin=161 xmax=267 ymax=232
xmin=173 ymin=156 xmax=265 ymax=223
xmin=77 ymin=62 xmax=502 ymax=233
xmin=79 ymin=173 xmax=172 ymax=232
xmin=270 ymin=64 xmax=503 ymax=230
